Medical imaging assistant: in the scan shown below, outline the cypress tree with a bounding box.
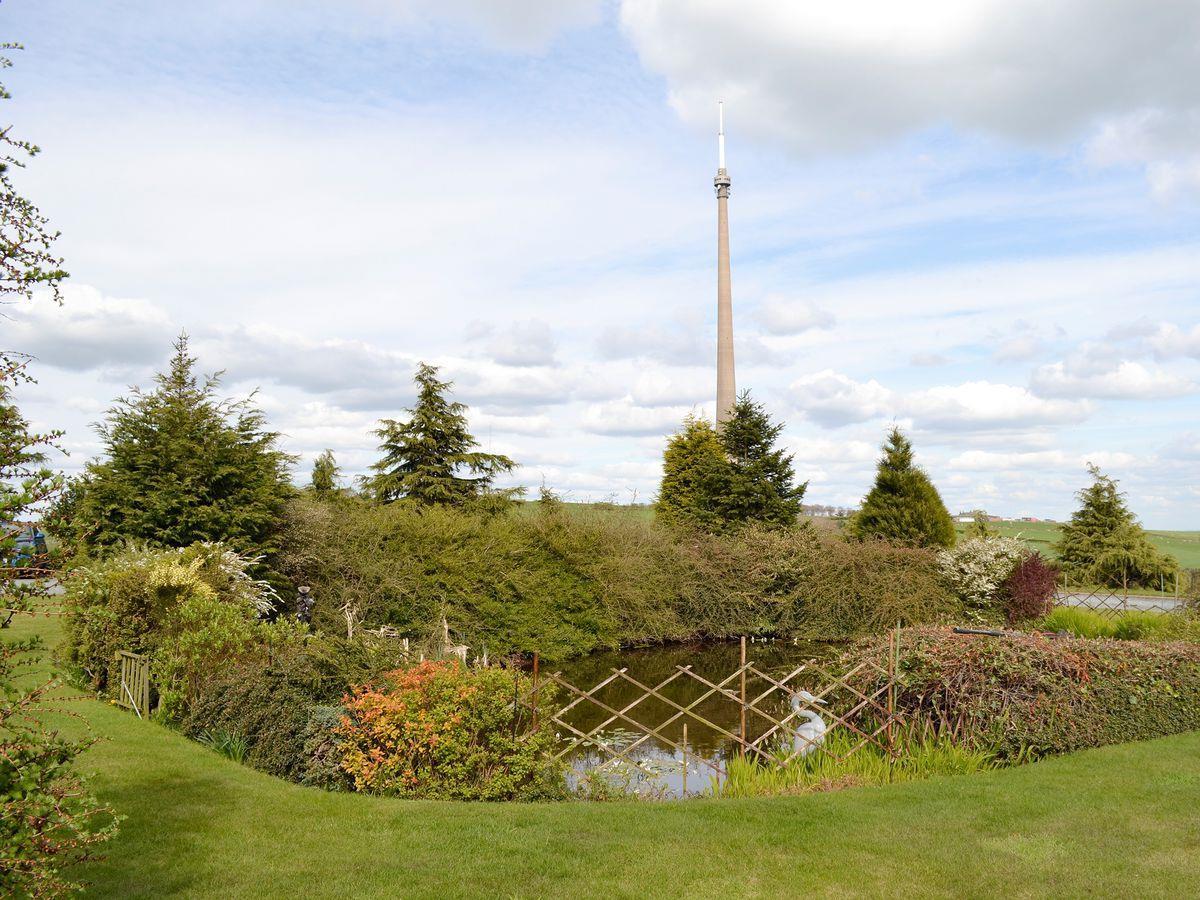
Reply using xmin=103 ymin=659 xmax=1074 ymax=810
xmin=718 ymin=392 xmax=806 ymax=528
xmin=849 ymin=427 xmax=955 ymax=548
xmin=69 ymin=334 xmax=294 ymax=555
xmin=310 ymin=449 xmax=340 ymax=496
xmin=656 ymin=415 xmax=731 ymax=532
xmin=367 ymin=363 xmax=515 ymax=505
xmin=1056 ymin=465 xmax=1176 ymax=588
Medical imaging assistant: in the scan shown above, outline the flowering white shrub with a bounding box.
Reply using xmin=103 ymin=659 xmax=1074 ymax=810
xmin=937 ymin=537 xmax=1028 ymax=621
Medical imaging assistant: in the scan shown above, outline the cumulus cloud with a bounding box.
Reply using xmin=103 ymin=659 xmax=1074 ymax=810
xmin=380 ymin=0 xmax=600 ymax=51
xmin=621 ymin=1 xmax=1200 ymax=189
xmin=5 ymin=285 xmax=173 ymax=371
xmin=789 ymin=370 xmax=892 ymax=427
xmin=580 ymin=398 xmax=697 ymax=436
xmin=753 ymin=296 xmax=835 ymax=336
xmin=1031 ymin=359 xmax=1194 ymax=400
xmin=466 ymin=319 xmax=558 ymax=367
xmin=790 ymin=370 xmax=1092 ymax=432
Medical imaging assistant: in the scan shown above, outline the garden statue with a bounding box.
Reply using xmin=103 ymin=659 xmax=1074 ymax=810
xmin=295 ymin=585 xmax=315 ymax=624
xmin=790 ymin=690 xmax=828 ymax=757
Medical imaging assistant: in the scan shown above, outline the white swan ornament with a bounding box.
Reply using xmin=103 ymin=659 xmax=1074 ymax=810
xmin=790 ymin=690 xmax=828 ymax=757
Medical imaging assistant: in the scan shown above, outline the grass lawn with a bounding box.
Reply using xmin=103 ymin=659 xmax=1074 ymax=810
xmin=951 ymin=520 xmax=1200 ymax=571
xmin=10 ymin=611 xmax=1200 ymax=898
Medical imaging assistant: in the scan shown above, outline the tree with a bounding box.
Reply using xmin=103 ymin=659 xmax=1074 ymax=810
xmin=0 ymin=47 xmax=116 ymax=894
xmin=63 ymin=334 xmax=294 ymax=557
xmin=718 ymin=392 xmax=806 ymax=528
xmin=1056 ymin=465 xmax=1176 ymax=588
xmin=367 ymin=363 xmax=515 ymax=505
xmin=848 ymin=427 xmax=955 ymax=549
xmin=655 ymin=416 xmax=730 ymax=532
xmin=656 ymin=394 xmax=805 ymax=533
xmin=310 ymin=449 xmax=340 ymax=496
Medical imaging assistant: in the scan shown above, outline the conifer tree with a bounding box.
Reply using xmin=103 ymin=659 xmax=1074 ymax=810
xmin=367 ymin=363 xmax=515 ymax=505
xmin=310 ymin=449 xmax=340 ymax=496
xmin=655 ymin=415 xmax=730 ymax=531
xmin=1056 ymin=465 xmax=1176 ymax=588
xmin=718 ymin=392 xmax=806 ymax=528
xmin=849 ymin=427 xmax=955 ymax=548
xmin=65 ymin=334 xmax=294 ymax=555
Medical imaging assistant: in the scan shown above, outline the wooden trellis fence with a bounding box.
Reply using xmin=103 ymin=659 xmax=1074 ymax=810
xmin=116 ymin=650 xmax=152 ymax=719
xmin=525 ymin=632 xmax=903 ymax=786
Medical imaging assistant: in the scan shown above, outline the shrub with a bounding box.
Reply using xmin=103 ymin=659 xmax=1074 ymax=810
xmin=848 ymin=427 xmax=955 ymax=549
xmin=937 ymin=537 xmax=1027 ymax=623
xmin=62 ymin=543 xmax=277 ymax=696
xmin=336 ymin=661 xmax=565 ymax=800
xmin=847 ymin=627 xmax=1200 ymax=760
xmin=1039 ymin=607 xmax=1200 ymax=643
xmin=1039 ymin=607 xmax=1116 ymax=639
xmin=300 ymin=706 xmax=352 ymax=791
xmin=182 ymin=666 xmax=319 ymax=780
xmin=1002 ymin=552 xmax=1057 ymax=623
xmin=277 ymin=495 xmax=959 ymax=658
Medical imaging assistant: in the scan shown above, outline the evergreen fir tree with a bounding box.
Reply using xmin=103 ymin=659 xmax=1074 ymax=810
xmin=849 ymin=427 xmax=955 ymax=548
xmin=68 ymin=334 xmax=294 ymax=555
xmin=718 ymin=392 xmax=807 ymax=528
xmin=310 ymin=449 xmax=340 ymax=496
xmin=1056 ymin=465 xmax=1176 ymax=588
xmin=367 ymin=363 xmax=515 ymax=505
xmin=655 ymin=415 xmax=731 ymax=531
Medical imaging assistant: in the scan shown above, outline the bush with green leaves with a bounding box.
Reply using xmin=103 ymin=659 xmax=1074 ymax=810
xmin=61 ymin=543 xmax=279 ymax=705
xmin=1038 ymin=607 xmax=1200 ymax=643
xmin=847 ymin=627 xmax=1200 ymax=760
xmin=656 ymin=394 xmax=806 ymax=534
xmin=937 ymin=537 xmax=1027 ymax=623
xmin=182 ymin=666 xmax=320 ymax=780
xmin=848 ymin=427 xmax=955 ymax=549
xmin=278 ymin=495 xmax=959 ymax=658
xmin=53 ymin=335 xmax=294 ymax=567
xmin=1056 ymin=465 xmax=1177 ymax=589
xmin=336 ymin=660 xmax=565 ymax=801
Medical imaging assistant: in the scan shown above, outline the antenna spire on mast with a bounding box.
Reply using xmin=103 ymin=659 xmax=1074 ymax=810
xmin=718 ymin=100 xmax=726 ymax=170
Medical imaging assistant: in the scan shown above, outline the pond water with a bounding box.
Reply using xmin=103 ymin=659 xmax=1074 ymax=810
xmin=550 ymin=639 xmax=846 ymax=798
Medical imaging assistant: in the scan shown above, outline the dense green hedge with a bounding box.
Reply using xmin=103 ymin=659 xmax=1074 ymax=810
xmin=847 ymin=627 xmax=1200 ymax=760
xmin=277 ymin=496 xmax=958 ymax=658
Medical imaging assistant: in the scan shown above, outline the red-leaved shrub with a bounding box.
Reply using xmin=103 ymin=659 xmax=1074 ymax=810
xmin=1002 ymin=552 xmax=1058 ymax=623
xmin=336 ymin=660 xmax=564 ymax=800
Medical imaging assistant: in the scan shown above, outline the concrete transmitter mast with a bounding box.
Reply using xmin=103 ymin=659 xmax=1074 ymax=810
xmin=714 ymin=100 xmax=736 ymax=427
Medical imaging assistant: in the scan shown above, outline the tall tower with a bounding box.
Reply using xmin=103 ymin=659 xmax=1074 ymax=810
xmin=714 ymin=100 xmax=736 ymax=427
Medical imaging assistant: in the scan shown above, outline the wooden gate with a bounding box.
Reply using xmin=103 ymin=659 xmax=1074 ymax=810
xmin=116 ymin=650 xmax=151 ymax=718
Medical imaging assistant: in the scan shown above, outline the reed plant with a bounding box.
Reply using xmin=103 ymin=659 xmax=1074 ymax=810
xmin=714 ymin=726 xmax=995 ymax=798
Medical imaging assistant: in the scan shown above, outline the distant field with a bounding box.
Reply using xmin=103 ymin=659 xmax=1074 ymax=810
xmin=952 ymin=520 xmax=1200 ymax=570
xmin=521 ymin=502 xmax=1200 ymax=569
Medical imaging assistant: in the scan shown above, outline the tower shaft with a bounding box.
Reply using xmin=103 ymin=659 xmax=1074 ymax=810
xmin=714 ymin=169 xmax=735 ymax=426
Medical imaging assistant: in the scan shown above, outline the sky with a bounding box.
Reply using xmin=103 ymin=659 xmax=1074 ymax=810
xmin=2 ymin=0 xmax=1199 ymax=527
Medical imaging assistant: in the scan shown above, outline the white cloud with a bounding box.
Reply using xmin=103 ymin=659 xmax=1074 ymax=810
xmin=621 ymin=1 xmax=1200 ymax=189
xmin=466 ymin=319 xmax=558 ymax=367
xmin=754 ymin=296 xmax=835 ymax=336
xmin=5 ymin=285 xmax=173 ymax=371
xmin=789 ymin=370 xmax=893 ymax=427
xmin=1146 ymin=322 xmax=1200 ymax=360
xmin=377 ymin=0 xmax=600 ymax=51
xmin=1031 ymin=359 xmax=1194 ymax=400
xmin=580 ymin=398 xmax=697 ymax=436
xmin=791 ymin=371 xmax=1092 ymax=432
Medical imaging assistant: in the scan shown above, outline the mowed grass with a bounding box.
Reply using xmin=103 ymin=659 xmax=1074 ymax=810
xmin=9 ymin=611 xmax=1200 ymax=898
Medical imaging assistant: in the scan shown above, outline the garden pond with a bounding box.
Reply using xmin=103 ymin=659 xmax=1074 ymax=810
xmin=551 ymin=638 xmax=848 ymax=797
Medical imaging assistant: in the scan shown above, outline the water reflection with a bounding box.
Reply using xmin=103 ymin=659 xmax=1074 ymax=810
xmin=552 ymin=639 xmax=843 ymax=797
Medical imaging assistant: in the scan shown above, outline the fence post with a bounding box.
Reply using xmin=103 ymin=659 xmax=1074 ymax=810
xmin=739 ymin=636 xmax=747 ymax=756
xmin=682 ymin=722 xmax=688 ymax=798
xmin=887 ymin=625 xmax=897 ymax=756
xmin=532 ymin=652 xmax=540 ymax=731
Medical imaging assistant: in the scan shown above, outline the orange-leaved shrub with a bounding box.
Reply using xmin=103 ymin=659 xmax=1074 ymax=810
xmin=336 ymin=661 xmax=565 ymax=800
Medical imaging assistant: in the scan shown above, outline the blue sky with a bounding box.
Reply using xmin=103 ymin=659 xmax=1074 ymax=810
xmin=3 ymin=0 xmax=1199 ymax=527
